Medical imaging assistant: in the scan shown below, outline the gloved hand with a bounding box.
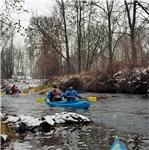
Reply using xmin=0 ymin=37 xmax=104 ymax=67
xmin=78 ymin=96 xmax=82 ymax=99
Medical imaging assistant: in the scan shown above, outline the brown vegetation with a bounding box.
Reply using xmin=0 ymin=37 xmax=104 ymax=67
xmin=1 ymin=122 xmax=16 ymax=141
xmin=42 ymin=68 xmax=149 ymax=94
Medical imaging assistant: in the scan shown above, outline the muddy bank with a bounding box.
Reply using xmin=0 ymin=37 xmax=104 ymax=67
xmin=49 ymin=68 xmax=149 ymax=94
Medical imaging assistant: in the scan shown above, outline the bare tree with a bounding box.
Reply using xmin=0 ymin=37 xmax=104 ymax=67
xmin=74 ymin=0 xmax=83 ymax=73
xmin=124 ymin=0 xmax=137 ymax=67
xmin=1 ymin=0 xmax=28 ymax=78
xmin=34 ymin=38 xmax=59 ymax=78
xmin=26 ymin=15 xmax=69 ymax=77
xmin=124 ymin=0 xmax=149 ymax=67
xmin=56 ymin=0 xmax=71 ymax=73
xmin=1 ymin=32 xmax=15 ymax=79
xmin=90 ymin=0 xmax=123 ymax=73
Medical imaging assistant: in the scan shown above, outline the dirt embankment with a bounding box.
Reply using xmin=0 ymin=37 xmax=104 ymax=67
xmin=46 ymin=68 xmax=149 ymax=94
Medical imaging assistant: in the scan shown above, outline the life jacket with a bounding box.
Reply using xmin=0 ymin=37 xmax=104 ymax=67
xmin=52 ymin=90 xmax=58 ymax=97
xmin=66 ymin=90 xmax=77 ymax=97
xmin=11 ymin=86 xmax=17 ymax=94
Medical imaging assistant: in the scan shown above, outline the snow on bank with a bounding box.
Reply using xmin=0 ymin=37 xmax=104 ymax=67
xmin=1 ymin=79 xmax=44 ymax=92
xmin=1 ymin=112 xmax=90 ymax=134
xmin=4 ymin=112 xmax=90 ymax=126
xmin=0 ymin=133 xmax=8 ymax=145
xmin=0 ymin=134 xmax=8 ymax=141
xmin=0 ymin=112 xmax=90 ymax=144
xmin=56 ymin=68 xmax=149 ymax=94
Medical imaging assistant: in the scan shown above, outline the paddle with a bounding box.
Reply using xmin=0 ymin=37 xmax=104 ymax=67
xmin=36 ymin=96 xmax=97 ymax=103
xmin=0 ymin=93 xmax=5 ymax=96
xmin=36 ymin=97 xmax=45 ymax=103
xmin=0 ymin=92 xmax=29 ymax=96
xmin=86 ymin=96 xmax=96 ymax=102
xmin=19 ymin=92 xmax=28 ymax=96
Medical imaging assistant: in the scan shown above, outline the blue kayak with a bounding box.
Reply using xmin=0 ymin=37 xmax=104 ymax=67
xmin=46 ymin=99 xmax=90 ymax=109
xmin=110 ymin=137 xmax=127 ymax=150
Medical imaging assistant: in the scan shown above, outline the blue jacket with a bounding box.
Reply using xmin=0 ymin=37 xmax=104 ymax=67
xmin=63 ymin=89 xmax=80 ymax=97
xmin=47 ymin=91 xmax=52 ymax=99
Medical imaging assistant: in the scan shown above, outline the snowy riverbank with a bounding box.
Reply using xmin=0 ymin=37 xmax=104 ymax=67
xmin=50 ymin=68 xmax=149 ymax=94
xmin=1 ymin=112 xmax=90 ymax=145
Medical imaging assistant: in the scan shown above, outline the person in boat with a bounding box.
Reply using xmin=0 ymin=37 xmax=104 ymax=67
xmin=63 ymin=86 xmax=81 ymax=101
xmin=47 ymin=85 xmax=62 ymax=101
xmin=10 ymin=85 xmax=20 ymax=95
xmin=1 ymin=84 xmax=11 ymax=94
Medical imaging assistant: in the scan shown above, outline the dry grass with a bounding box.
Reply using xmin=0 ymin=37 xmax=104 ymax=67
xmin=0 ymin=122 xmax=16 ymax=141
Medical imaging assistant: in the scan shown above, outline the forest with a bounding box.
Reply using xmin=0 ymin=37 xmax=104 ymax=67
xmin=1 ymin=0 xmax=149 ymax=79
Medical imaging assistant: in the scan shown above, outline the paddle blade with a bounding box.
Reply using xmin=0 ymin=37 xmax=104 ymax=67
xmin=36 ymin=98 xmax=45 ymax=103
xmin=0 ymin=93 xmax=5 ymax=96
xmin=20 ymin=93 xmax=28 ymax=96
xmin=87 ymin=96 xmax=96 ymax=102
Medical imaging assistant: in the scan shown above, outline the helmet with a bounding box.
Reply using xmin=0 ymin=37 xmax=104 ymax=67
xmin=69 ymin=86 xmax=73 ymax=90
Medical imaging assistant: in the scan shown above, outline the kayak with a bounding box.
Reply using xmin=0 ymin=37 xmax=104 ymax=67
xmin=110 ymin=137 xmax=127 ymax=150
xmin=46 ymin=99 xmax=90 ymax=109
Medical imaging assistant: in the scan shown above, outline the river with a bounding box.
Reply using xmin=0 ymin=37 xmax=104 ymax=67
xmin=1 ymin=93 xmax=149 ymax=150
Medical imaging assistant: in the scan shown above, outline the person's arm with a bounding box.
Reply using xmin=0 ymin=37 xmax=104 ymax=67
xmin=75 ymin=90 xmax=81 ymax=99
xmin=16 ymin=87 xmax=21 ymax=93
xmin=57 ymin=89 xmax=62 ymax=96
xmin=62 ymin=90 xmax=69 ymax=98
xmin=57 ymin=88 xmax=62 ymax=94
xmin=47 ymin=91 xmax=52 ymax=99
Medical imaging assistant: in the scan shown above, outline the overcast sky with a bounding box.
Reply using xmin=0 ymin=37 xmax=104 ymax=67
xmin=2 ymin=0 xmax=56 ymax=46
xmin=20 ymin=0 xmax=55 ymax=27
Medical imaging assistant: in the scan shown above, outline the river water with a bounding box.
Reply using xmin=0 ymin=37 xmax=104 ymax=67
xmin=1 ymin=93 xmax=149 ymax=150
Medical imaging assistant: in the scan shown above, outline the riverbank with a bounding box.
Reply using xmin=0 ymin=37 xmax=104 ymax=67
xmin=1 ymin=68 xmax=149 ymax=95
xmin=0 ymin=112 xmax=91 ymax=147
xmin=46 ymin=68 xmax=149 ymax=94
xmin=0 ymin=121 xmax=16 ymax=146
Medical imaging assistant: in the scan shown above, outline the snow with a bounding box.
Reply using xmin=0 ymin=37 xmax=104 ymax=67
xmin=0 ymin=112 xmax=7 ymax=118
xmin=18 ymin=115 xmax=42 ymax=126
xmin=57 ymin=112 xmax=90 ymax=122
xmin=2 ymin=79 xmax=43 ymax=92
xmin=114 ymin=71 xmax=123 ymax=77
xmin=142 ymin=69 xmax=147 ymax=74
xmin=3 ymin=112 xmax=90 ymax=128
xmin=0 ymin=134 xmax=8 ymax=141
xmin=6 ymin=116 xmax=20 ymax=123
xmin=44 ymin=116 xmax=55 ymax=125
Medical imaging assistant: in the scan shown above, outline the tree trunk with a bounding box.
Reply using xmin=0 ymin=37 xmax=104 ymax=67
xmin=61 ymin=0 xmax=70 ymax=74
xmin=131 ymin=34 xmax=137 ymax=67
xmin=76 ymin=0 xmax=82 ymax=73
xmin=106 ymin=0 xmax=113 ymax=74
xmin=125 ymin=0 xmax=137 ymax=67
